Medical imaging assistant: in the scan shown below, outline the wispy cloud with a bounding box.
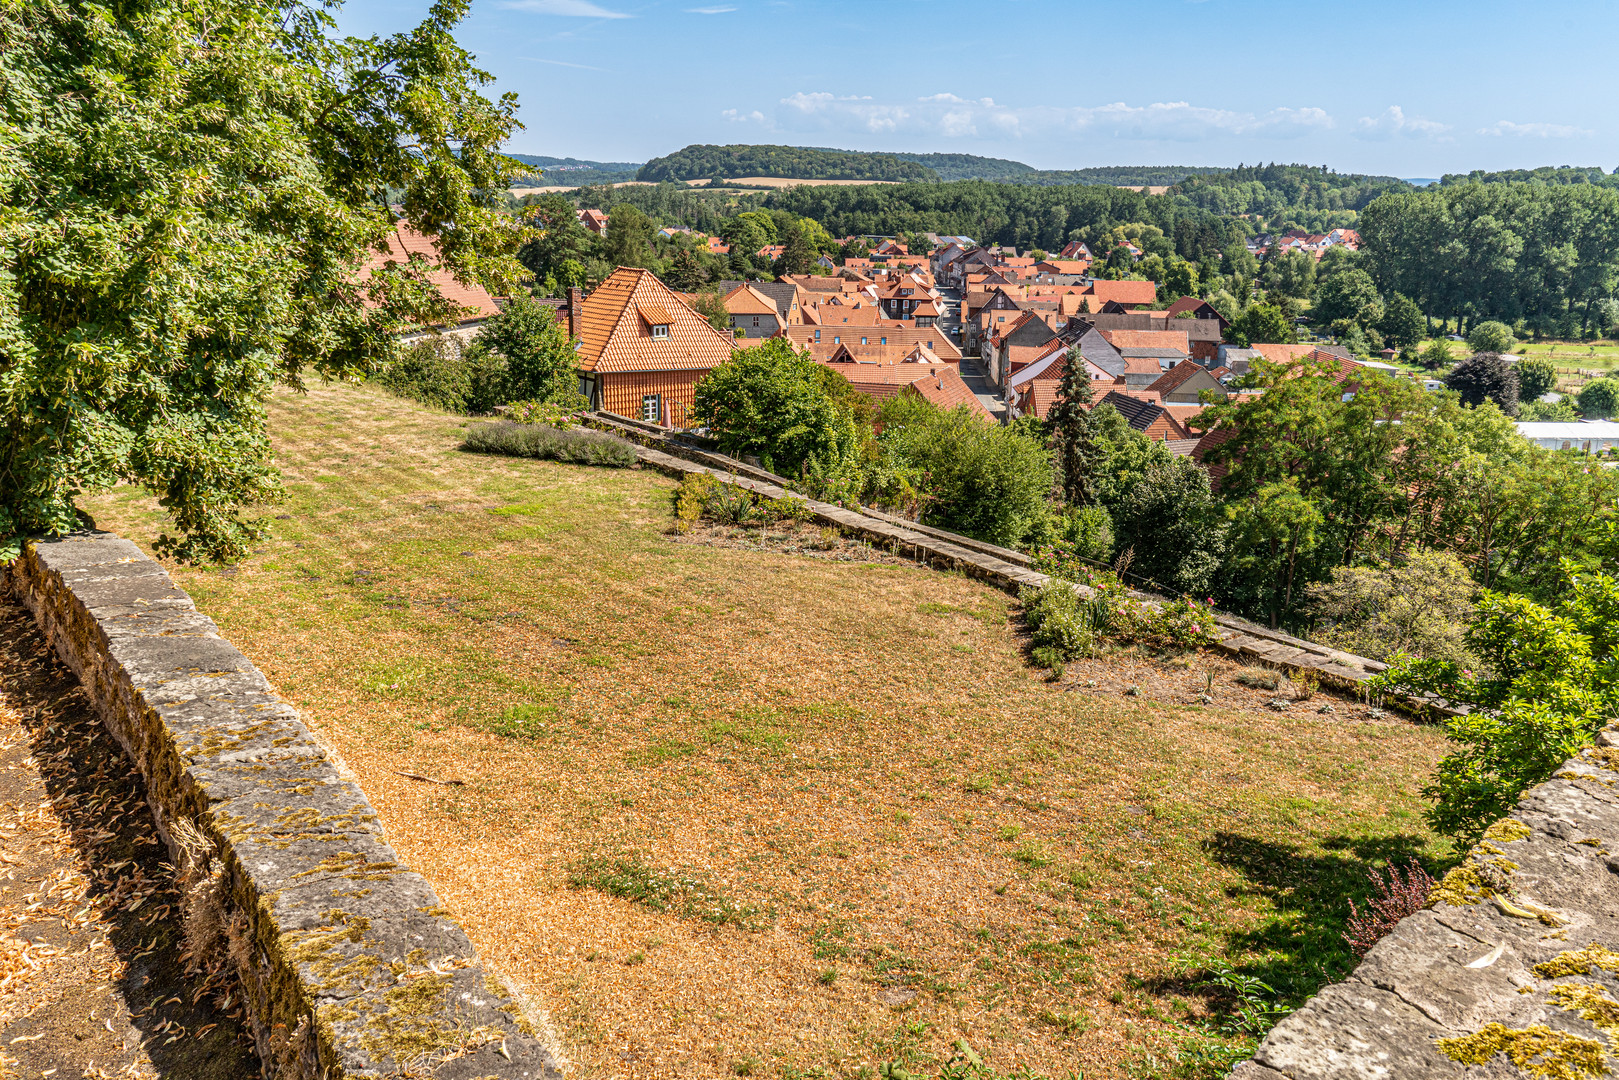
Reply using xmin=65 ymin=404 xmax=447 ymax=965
xmin=760 ymin=92 xmax=1333 ymax=141
xmin=1479 ymin=119 xmax=1592 ymax=138
xmin=1353 ymin=105 xmax=1449 ymax=140
xmin=519 ymin=56 xmax=609 ymax=71
xmin=685 ymin=5 xmax=736 ymax=12
xmin=500 ymin=0 xmax=630 ymax=17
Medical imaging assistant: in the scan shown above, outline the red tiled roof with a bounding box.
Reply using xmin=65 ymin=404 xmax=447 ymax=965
xmin=1146 ymin=359 xmax=1212 ymax=396
xmin=576 ymin=267 xmax=735 ymax=374
xmin=1097 ymin=329 xmax=1191 ymax=352
xmin=1087 ymin=279 xmax=1158 ymax=306
xmin=362 ymin=223 xmax=502 ymax=325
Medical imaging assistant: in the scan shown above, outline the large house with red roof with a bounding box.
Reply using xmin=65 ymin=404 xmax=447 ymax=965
xmin=362 ymin=222 xmax=504 ymax=345
xmin=569 ymin=267 xmax=736 ymax=427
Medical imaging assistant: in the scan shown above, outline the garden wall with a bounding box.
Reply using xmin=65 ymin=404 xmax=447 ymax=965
xmin=1231 ymin=729 xmax=1619 ymax=1079
xmin=9 ymin=533 xmax=560 ymax=1079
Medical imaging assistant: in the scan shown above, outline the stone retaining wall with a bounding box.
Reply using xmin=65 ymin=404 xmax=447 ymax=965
xmin=1232 ymin=727 xmax=1619 ymax=1079
xmin=9 ymin=533 xmax=560 ymax=1080
xmin=585 ymin=412 xmax=1394 ymax=699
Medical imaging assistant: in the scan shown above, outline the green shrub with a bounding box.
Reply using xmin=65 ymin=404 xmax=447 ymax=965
xmin=506 ymin=397 xmax=588 ymax=426
xmin=1304 ymin=550 xmax=1477 ymax=664
xmin=1030 ymin=505 xmax=1113 ymax=579
xmin=1020 ymin=580 xmax=1099 ymax=660
xmin=672 ymin=473 xmax=719 ymax=533
xmin=461 ymin=422 xmax=636 ymax=466
xmin=376 ymin=336 xmax=506 ymax=413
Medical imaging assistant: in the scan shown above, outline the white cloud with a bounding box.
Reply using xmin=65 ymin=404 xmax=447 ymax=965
xmin=500 ymin=0 xmax=630 ymax=17
xmin=722 ymin=108 xmax=770 ymax=127
xmin=520 ymin=56 xmax=608 ymax=71
xmin=685 ymin=4 xmax=736 ymax=11
xmin=1479 ymin=119 xmax=1592 ymax=138
xmin=1353 ymin=105 xmax=1449 ymax=140
xmin=765 ymin=92 xmax=1333 ymax=142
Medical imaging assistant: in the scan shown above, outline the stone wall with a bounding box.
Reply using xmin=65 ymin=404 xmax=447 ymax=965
xmin=1232 ymin=729 xmax=1619 ymax=1079
xmin=9 ymin=533 xmax=560 ymax=1080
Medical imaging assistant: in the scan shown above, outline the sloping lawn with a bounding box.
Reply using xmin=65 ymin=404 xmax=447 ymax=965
xmin=81 ymin=381 xmax=1451 ymax=1079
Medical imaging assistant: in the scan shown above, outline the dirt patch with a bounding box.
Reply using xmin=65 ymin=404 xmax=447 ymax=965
xmin=0 ymin=602 xmax=258 ymax=1079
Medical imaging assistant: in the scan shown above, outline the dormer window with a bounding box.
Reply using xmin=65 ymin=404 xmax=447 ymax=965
xmin=651 ymin=324 xmax=670 ymax=340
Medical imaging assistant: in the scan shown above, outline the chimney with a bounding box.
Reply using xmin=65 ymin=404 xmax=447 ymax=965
xmin=566 ymin=287 xmax=583 ymax=339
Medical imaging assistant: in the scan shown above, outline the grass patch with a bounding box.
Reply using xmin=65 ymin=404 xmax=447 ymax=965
xmin=1234 ymin=667 xmax=1281 ymax=691
xmin=78 ymin=381 xmax=1453 ymax=1079
xmin=566 ymin=852 xmax=752 ymax=927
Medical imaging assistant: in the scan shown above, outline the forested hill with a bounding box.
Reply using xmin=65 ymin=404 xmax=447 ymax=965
xmin=1438 ymin=166 xmax=1619 ymax=188
xmin=508 ymin=154 xmax=641 ymax=187
xmin=1169 ymin=163 xmax=1414 ymax=232
xmin=637 ymin=145 xmax=936 ymax=183
xmin=891 ymin=155 xmax=1226 ymax=187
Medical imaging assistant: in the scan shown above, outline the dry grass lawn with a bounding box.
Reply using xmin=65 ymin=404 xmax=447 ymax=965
xmin=81 ymin=381 xmax=1452 ymax=1080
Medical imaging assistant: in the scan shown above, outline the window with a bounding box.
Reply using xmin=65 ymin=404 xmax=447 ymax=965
xmin=879 ymin=337 xmax=887 ymax=345
xmin=642 ymin=394 xmax=661 ymax=423
xmin=997 ymin=316 xmax=1006 ymax=323
xmin=861 ymin=337 xmax=869 ymax=345
xmin=751 ymin=316 xmax=760 ymax=327
xmin=814 ymin=329 xmax=821 ymax=342
xmin=832 ymin=336 xmax=839 ymax=344
xmin=651 ymin=324 xmax=670 ymax=339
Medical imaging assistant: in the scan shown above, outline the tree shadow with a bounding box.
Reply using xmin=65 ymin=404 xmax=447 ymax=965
xmin=0 ymin=602 xmax=260 ymax=1078
xmin=1149 ymin=830 xmax=1441 ymax=1012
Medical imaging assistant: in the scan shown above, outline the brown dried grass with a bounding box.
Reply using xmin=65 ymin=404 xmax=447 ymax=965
xmin=82 ymin=380 xmax=1452 ymax=1078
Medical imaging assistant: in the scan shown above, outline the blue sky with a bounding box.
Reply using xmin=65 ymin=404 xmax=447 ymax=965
xmin=339 ymin=0 xmax=1617 ymax=176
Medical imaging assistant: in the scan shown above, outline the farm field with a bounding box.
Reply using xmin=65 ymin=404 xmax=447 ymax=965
xmin=80 ymin=381 xmax=1452 ymax=1079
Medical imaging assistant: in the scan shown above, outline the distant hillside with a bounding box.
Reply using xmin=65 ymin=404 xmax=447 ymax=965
xmin=891 ymin=153 xmax=1037 ymax=181
xmin=867 ymin=154 xmax=1226 ymax=187
xmin=1169 ymin=163 xmax=1413 ymax=231
xmin=1438 ymin=166 xmax=1619 ymax=188
xmin=637 ymin=145 xmax=936 ymax=183
xmin=508 ymin=154 xmax=642 ymax=187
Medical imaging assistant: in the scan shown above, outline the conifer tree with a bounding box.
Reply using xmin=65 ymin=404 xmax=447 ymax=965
xmin=1045 ymin=346 xmax=1102 ymax=505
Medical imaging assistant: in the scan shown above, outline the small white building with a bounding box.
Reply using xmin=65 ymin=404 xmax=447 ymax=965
xmin=1516 ymin=421 xmax=1619 ymax=452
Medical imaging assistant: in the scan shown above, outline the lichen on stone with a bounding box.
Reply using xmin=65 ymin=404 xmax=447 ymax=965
xmin=1436 ymin=1022 xmax=1607 ymax=1079
xmin=1535 ymin=945 xmax=1619 ymax=979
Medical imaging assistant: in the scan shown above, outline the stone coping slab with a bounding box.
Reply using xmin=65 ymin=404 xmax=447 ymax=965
xmin=9 ymin=534 xmax=561 ymax=1080
xmin=1231 ymin=727 xmax=1619 ymax=1079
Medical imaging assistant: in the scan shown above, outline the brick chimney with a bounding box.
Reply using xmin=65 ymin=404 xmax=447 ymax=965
xmin=567 ymin=287 xmax=583 ymax=338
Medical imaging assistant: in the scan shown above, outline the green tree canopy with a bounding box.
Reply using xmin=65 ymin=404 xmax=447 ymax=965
xmin=0 ymin=0 xmax=526 ymax=560
xmin=602 ymin=204 xmax=654 ymax=268
xmin=1517 ymin=356 xmax=1558 ymax=401
xmin=461 ymin=294 xmax=580 ymax=406
xmin=1446 ymin=352 xmax=1520 ymax=414
xmin=1314 ymin=268 xmax=1384 ymax=329
xmin=1468 ymin=320 xmax=1515 ymax=354
xmin=517 ymin=193 xmax=591 ymax=287
xmin=1377 ymin=292 xmax=1427 ymax=349
xmin=689 ymin=338 xmax=859 ymax=475
xmin=1226 ymin=302 xmax=1296 ymax=347
xmin=1579 ymin=378 xmax=1619 ymax=419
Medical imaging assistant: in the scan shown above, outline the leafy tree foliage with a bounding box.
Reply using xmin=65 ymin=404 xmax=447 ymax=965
xmin=1420 ymin=339 xmax=1455 ymax=371
xmin=1377 ymin=293 xmax=1427 ymax=349
xmin=1467 ymin=320 xmax=1515 ymax=354
xmin=1314 ymin=269 xmax=1384 ymax=329
xmin=1226 ymin=303 xmax=1296 ymax=347
xmin=1371 ymin=570 xmax=1619 ymax=844
xmin=879 ymin=405 xmax=1053 ymax=548
xmin=1360 ymin=182 xmax=1619 ymax=338
xmin=1579 ymin=378 xmax=1619 ymax=419
xmin=1305 ymin=550 xmax=1478 ymax=665
xmin=664 ymin=248 xmax=708 ymax=291
xmin=517 ymin=194 xmax=591 ymax=288
xmin=1171 ymin=163 xmax=1412 ymax=233
xmin=1446 ymin=352 xmax=1520 ymax=414
xmin=689 ymin=338 xmax=859 ymax=475
xmin=1225 ymin=479 xmax=1324 ymax=629
xmin=0 ymin=0 xmax=525 ymax=560
xmin=1517 ymin=356 xmax=1558 ymax=401
xmin=461 ymin=295 xmax=580 ymax=406
xmin=603 ymin=204 xmax=655 ymax=268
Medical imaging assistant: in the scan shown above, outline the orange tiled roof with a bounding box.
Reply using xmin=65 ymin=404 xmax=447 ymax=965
xmin=362 ymin=223 xmax=502 ymax=324
xmin=576 ymin=267 xmax=735 ymax=374
xmin=1249 ymin=342 xmax=1318 ymax=365
xmin=1097 ymin=328 xmax=1190 ymax=352
xmin=722 ymin=284 xmax=779 ymax=317
xmin=1087 ymin=279 xmax=1158 ymax=306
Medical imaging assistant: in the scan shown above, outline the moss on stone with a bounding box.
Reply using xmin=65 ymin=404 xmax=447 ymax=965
xmin=353 ymin=974 xmax=463 ymax=1061
xmin=1537 ymin=946 xmax=1619 ymax=979
xmin=1436 ymin=1022 xmax=1607 ymax=1078
xmin=1428 ymin=862 xmax=1493 ymax=909
xmin=1485 ymin=819 xmax=1534 ymax=844
xmin=1552 ymin=983 xmax=1619 ymax=1035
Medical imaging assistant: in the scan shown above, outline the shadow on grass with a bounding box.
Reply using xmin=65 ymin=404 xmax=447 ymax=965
xmin=1155 ymin=830 xmax=1445 ymax=1013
